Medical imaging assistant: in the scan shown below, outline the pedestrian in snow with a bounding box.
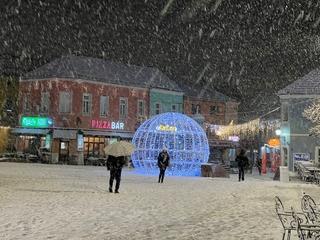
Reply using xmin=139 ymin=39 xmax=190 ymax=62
xmin=107 ymin=155 xmax=126 ymax=193
xmin=256 ymin=157 xmax=262 ymax=175
xmin=235 ymin=149 xmax=249 ymax=182
xmin=157 ymin=148 xmax=170 ymax=183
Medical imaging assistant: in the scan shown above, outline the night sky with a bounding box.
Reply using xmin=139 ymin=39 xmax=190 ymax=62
xmin=1 ymin=0 xmax=320 ymax=121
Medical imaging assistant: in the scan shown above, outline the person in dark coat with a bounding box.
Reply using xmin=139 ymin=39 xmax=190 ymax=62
xmin=235 ymin=149 xmax=249 ymax=181
xmin=107 ymin=155 xmax=126 ymax=193
xmin=256 ymin=157 xmax=262 ymax=175
xmin=157 ymin=148 xmax=170 ymax=183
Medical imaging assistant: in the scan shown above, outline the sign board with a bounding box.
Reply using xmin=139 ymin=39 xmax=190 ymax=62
xmin=293 ymin=153 xmax=310 ymax=161
xmin=228 ymin=136 xmax=240 ymax=142
xmin=156 ymin=124 xmax=177 ymax=132
xmin=77 ymin=134 xmax=84 ymax=151
xmin=91 ymin=120 xmax=124 ymax=130
xmin=45 ymin=134 xmax=51 ymax=149
xmin=21 ymin=116 xmax=53 ymax=128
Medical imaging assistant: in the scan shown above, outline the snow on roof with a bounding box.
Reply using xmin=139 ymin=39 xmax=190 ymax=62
xmin=22 ymin=55 xmax=183 ymax=92
xmin=278 ymin=68 xmax=320 ymax=95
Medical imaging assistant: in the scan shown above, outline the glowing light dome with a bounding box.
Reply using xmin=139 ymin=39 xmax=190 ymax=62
xmin=131 ymin=112 xmax=210 ymax=176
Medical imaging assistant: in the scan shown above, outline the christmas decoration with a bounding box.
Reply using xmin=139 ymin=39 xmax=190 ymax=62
xmin=131 ymin=112 xmax=209 ymax=176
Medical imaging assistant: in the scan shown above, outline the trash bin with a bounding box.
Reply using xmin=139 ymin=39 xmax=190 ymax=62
xmin=280 ymin=166 xmax=289 ymax=182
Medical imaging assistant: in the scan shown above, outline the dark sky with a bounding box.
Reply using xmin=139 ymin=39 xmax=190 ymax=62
xmin=1 ymin=0 xmax=320 ymax=120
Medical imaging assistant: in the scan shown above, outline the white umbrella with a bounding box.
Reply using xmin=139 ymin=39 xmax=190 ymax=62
xmin=104 ymin=141 xmax=135 ymax=157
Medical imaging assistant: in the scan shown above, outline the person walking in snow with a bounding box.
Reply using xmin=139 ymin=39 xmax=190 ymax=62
xmin=235 ymin=149 xmax=249 ymax=182
xmin=256 ymin=156 xmax=262 ymax=175
xmin=107 ymin=155 xmax=126 ymax=193
xmin=157 ymin=148 xmax=170 ymax=183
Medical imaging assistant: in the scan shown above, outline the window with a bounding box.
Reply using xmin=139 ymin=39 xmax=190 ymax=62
xmin=196 ymin=104 xmax=201 ymax=114
xmin=82 ymin=93 xmax=92 ymax=115
xmin=172 ymin=104 xmax=177 ymax=112
xmin=59 ymin=92 xmax=72 ymax=113
xmin=23 ymin=96 xmax=30 ymax=113
xmin=155 ymin=103 xmax=161 ymax=115
xmin=282 ymin=102 xmax=288 ymax=122
xmin=191 ymin=104 xmax=196 ymax=114
xmin=210 ymin=105 xmax=222 ymax=114
xmin=210 ymin=106 xmax=217 ymax=114
xmin=100 ymin=96 xmax=109 ymax=117
xmin=137 ymin=99 xmax=145 ymax=116
xmin=40 ymin=92 xmax=50 ymax=113
xmin=120 ymin=97 xmax=128 ymax=118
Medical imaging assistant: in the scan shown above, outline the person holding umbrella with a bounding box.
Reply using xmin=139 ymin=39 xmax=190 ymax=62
xmin=104 ymin=141 xmax=135 ymax=193
xmin=157 ymin=147 xmax=170 ymax=183
xmin=107 ymin=155 xmax=126 ymax=193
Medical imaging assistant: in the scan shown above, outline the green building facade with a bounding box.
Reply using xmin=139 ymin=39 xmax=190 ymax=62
xmin=150 ymin=88 xmax=184 ymax=116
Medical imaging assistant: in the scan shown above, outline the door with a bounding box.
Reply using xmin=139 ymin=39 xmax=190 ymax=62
xmin=59 ymin=140 xmax=69 ymax=164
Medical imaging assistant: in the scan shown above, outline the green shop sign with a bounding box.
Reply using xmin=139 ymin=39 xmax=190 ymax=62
xmin=21 ymin=116 xmax=53 ymax=128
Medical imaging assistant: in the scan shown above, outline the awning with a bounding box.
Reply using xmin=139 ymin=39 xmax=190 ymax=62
xmin=53 ymin=129 xmax=77 ymax=139
xmin=11 ymin=128 xmax=49 ymax=135
xmin=83 ymin=130 xmax=134 ymax=139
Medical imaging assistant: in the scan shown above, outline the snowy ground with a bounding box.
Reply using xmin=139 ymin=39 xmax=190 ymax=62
xmin=0 ymin=163 xmax=319 ymax=240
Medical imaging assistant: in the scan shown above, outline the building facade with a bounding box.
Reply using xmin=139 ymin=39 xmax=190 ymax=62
xmin=181 ymin=85 xmax=239 ymax=126
xmin=13 ymin=56 xmax=182 ymax=164
xmin=150 ymin=88 xmax=183 ymax=115
xmin=278 ymin=68 xmax=320 ymax=171
xmin=13 ymin=55 xmax=238 ymax=166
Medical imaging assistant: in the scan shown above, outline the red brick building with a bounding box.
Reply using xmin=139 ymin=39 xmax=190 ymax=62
xmin=13 ymin=55 xmax=239 ymax=165
xmin=13 ymin=56 xmax=181 ymax=164
xmin=181 ymin=84 xmax=239 ymax=126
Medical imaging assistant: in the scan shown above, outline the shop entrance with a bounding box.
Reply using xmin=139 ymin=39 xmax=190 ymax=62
xmin=59 ymin=140 xmax=69 ymax=164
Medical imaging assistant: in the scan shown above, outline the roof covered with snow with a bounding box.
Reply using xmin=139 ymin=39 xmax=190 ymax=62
xmin=22 ymin=55 xmax=182 ymax=92
xmin=278 ymin=68 xmax=320 ymax=95
xmin=178 ymin=83 xmax=235 ymax=102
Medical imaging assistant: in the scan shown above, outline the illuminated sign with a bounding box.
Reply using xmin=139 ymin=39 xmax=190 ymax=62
xmin=156 ymin=124 xmax=177 ymax=132
xmin=91 ymin=120 xmax=124 ymax=130
xmin=228 ymin=136 xmax=240 ymax=142
xmin=21 ymin=116 xmax=53 ymax=128
xmin=268 ymin=138 xmax=280 ymax=147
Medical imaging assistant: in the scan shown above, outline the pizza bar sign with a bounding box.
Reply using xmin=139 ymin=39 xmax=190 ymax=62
xmin=91 ymin=120 xmax=125 ymax=130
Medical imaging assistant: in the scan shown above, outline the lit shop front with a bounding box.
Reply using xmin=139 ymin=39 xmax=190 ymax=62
xmin=13 ymin=116 xmax=53 ymax=154
xmin=12 ymin=116 xmax=134 ymax=165
xmin=82 ymin=119 xmax=132 ymax=159
xmin=261 ymin=138 xmax=281 ymax=174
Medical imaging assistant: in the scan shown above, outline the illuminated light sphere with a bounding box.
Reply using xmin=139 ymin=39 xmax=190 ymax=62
xmin=131 ymin=112 xmax=210 ymax=176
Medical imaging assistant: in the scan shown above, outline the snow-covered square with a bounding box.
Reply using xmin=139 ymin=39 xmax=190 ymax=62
xmin=0 ymin=162 xmax=318 ymax=240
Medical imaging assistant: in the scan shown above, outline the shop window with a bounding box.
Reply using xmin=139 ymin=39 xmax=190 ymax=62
xmin=59 ymin=91 xmax=72 ymax=113
xmin=84 ymin=136 xmax=107 ymax=158
xmin=155 ymin=103 xmax=161 ymax=115
xmin=137 ymin=100 xmax=145 ymax=116
xmin=40 ymin=92 xmax=50 ymax=113
xmin=120 ymin=97 xmax=128 ymax=118
xmin=82 ymin=93 xmax=92 ymax=116
xmin=100 ymin=96 xmax=109 ymax=117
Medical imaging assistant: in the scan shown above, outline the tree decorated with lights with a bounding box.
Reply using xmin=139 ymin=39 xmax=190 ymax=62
xmin=131 ymin=112 xmax=209 ymax=176
xmin=303 ymin=100 xmax=320 ymax=136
